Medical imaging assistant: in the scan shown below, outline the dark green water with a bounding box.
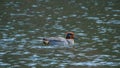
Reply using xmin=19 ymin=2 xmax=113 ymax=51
xmin=0 ymin=0 xmax=120 ymax=68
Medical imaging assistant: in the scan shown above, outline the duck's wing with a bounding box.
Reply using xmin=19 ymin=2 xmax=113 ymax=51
xmin=46 ymin=37 xmax=68 ymax=45
xmin=47 ymin=37 xmax=65 ymax=41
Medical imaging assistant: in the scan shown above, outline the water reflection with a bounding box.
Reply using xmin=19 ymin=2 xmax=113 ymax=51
xmin=0 ymin=0 xmax=120 ymax=68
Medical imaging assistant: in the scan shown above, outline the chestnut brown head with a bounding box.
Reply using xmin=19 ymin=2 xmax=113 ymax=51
xmin=66 ymin=32 xmax=74 ymax=39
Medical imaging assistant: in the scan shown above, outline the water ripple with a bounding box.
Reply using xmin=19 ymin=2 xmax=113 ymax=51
xmin=70 ymin=61 xmax=120 ymax=66
xmin=0 ymin=0 xmax=119 ymax=68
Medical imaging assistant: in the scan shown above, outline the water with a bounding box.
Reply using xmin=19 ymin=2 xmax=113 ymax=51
xmin=0 ymin=0 xmax=120 ymax=68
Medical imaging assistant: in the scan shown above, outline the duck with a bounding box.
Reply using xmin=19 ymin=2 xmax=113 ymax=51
xmin=43 ymin=32 xmax=75 ymax=46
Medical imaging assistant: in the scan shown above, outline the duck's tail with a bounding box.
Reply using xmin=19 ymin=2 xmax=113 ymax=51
xmin=43 ymin=38 xmax=49 ymax=45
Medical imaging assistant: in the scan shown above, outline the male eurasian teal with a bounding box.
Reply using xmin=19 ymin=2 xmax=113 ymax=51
xmin=43 ymin=32 xmax=74 ymax=46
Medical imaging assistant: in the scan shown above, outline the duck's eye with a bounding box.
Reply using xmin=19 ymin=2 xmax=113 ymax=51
xmin=67 ymin=34 xmax=72 ymax=37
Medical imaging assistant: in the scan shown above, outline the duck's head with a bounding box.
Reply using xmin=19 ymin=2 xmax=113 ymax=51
xmin=66 ymin=32 xmax=74 ymax=39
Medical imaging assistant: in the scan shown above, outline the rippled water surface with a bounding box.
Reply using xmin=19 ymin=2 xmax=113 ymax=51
xmin=0 ymin=0 xmax=120 ymax=68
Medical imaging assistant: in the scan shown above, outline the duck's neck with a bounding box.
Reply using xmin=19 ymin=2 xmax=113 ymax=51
xmin=67 ymin=39 xmax=74 ymax=45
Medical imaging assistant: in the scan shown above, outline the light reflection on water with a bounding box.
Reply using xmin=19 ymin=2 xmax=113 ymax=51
xmin=0 ymin=0 xmax=120 ymax=68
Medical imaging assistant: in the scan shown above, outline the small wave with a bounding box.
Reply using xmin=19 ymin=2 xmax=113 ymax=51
xmin=28 ymin=44 xmax=77 ymax=49
xmin=70 ymin=61 xmax=120 ymax=66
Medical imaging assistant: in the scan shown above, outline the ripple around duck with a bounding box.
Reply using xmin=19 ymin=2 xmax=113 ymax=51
xmin=28 ymin=45 xmax=76 ymax=49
